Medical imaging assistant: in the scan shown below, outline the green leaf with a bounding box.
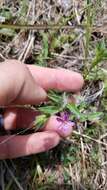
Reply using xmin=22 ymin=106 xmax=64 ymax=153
xmin=92 ymin=40 xmax=107 ymax=68
xmin=0 ymin=7 xmax=13 ymax=21
xmin=67 ymin=103 xmax=82 ymax=119
xmin=51 ymin=38 xmax=60 ymax=50
xmin=17 ymin=0 xmax=29 ymax=24
xmin=48 ymin=90 xmax=62 ymax=104
xmin=33 ymin=115 xmax=47 ymax=131
xmin=67 ymin=103 xmax=87 ymax=121
xmin=97 ymin=40 xmax=106 ymax=51
xmin=38 ymin=105 xmax=60 ymax=115
xmin=0 ymin=28 xmax=16 ymax=36
xmin=37 ymin=32 xmax=49 ymax=65
xmin=42 ymin=33 xmax=49 ymax=59
xmin=87 ymin=112 xmax=103 ymax=121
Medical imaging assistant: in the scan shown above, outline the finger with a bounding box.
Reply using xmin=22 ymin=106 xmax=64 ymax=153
xmin=0 ymin=60 xmax=47 ymax=106
xmin=4 ymin=108 xmax=74 ymax=138
xmin=0 ymin=131 xmax=60 ymax=159
xmin=43 ymin=115 xmax=74 ymax=138
xmin=27 ymin=65 xmax=84 ymax=92
xmin=4 ymin=107 xmax=38 ymax=130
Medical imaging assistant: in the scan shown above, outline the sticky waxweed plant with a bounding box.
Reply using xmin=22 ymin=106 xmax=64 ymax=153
xmin=83 ymin=1 xmax=95 ymax=73
xmin=86 ymin=40 xmax=107 ymax=81
xmin=35 ymin=9 xmax=83 ymax=67
xmin=83 ymin=0 xmax=103 ymax=76
xmin=36 ymin=32 xmax=49 ymax=66
xmin=33 ymin=90 xmax=103 ymax=132
xmin=31 ymin=89 xmax=105 ymax=175
xmin=0 ymin=6 xmax=16 ymax=37
xmin=17 ymin=0 xmax=29 ymax=24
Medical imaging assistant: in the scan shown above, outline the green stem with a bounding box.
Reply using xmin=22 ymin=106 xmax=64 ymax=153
xmin=0 ymin=23 xmax=82 ymax=30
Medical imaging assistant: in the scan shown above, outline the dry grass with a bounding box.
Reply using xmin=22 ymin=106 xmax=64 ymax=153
xmin=0 ymin=0 xmax=107 ymax=189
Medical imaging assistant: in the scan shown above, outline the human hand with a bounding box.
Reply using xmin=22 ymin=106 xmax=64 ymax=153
xmin=0 ymin=60 xmax=84 ymax=159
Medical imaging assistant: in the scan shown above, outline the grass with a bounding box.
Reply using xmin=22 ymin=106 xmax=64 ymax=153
xmin=0 ymin=0 xmax=107 ymax=189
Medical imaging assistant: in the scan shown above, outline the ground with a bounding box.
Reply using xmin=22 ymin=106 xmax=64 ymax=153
xmin=0 ymin=0 xmax=107 ymax=189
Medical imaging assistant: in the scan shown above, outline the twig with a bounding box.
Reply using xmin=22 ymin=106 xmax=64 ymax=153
xmin=0 ymin=23 xmax=82 ymax=30
xmin=0 ymin=23 xmax=106 ymax=33
xmin=0 ymin=122 xmax=33 ymax=145
xmin=3 ymin=161 xmax=24 ymax=190
xmin=18 ymin=0 xmax=35 ymax=62
xmin=0 ymin=53 xmax=6 ymax=61
xmin=0 ymin=162 xmax=5 ymax=190
xmin=72 ymin=131 xmax=107 ymax=147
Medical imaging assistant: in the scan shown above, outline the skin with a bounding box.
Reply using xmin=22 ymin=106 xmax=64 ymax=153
xmin=0 ymin=59 xmax=84 ymax=159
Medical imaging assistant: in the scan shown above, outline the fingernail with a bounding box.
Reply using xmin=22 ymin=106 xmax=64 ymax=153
xmin=4 ymin=109 xmax=17 ymax=130
xmin=38 ymin=87 xmax=47 ymax=100
xmin=56 ymin=117 xmax=75 ymax=137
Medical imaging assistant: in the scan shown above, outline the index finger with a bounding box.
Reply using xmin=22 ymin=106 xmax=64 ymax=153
xmin=27 ymin=65 xmax=84 ymax=92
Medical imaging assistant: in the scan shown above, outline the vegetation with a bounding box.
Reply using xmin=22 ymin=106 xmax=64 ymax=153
xmin=0 ymin=0 xmax=107 ymax=189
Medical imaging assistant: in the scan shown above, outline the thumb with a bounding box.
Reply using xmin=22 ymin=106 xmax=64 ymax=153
xmin=0 ymin=60 xmax=47 ymax=106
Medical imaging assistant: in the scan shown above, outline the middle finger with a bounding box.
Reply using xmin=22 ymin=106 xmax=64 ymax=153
xmin=4 ymin=107 xmax=74 ymax=138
